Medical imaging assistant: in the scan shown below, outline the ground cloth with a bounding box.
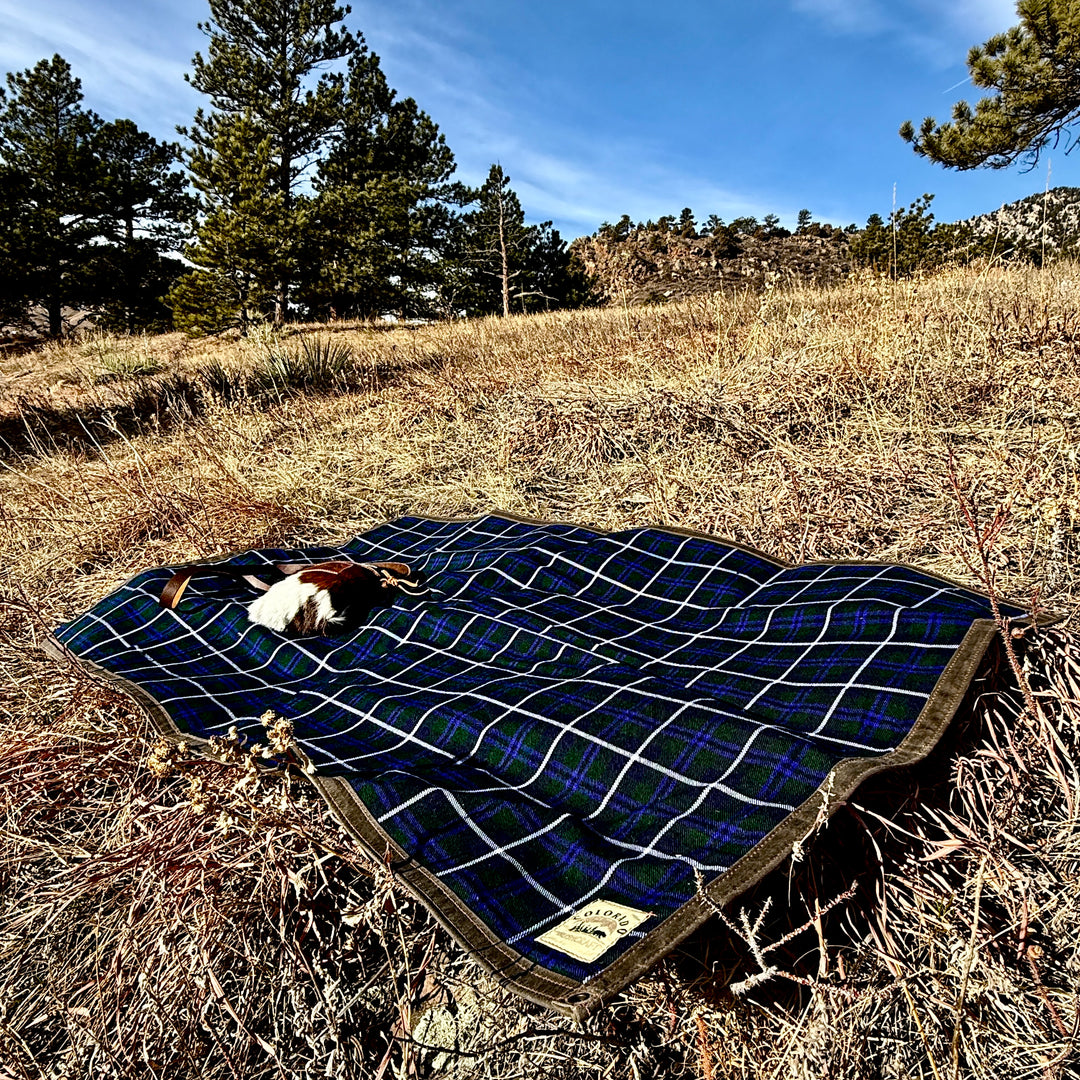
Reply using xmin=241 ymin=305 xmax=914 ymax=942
xmin=51 ymin=513 xmax=1025 ymax=1017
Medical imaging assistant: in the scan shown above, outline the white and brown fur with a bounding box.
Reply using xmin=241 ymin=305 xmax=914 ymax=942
xmin=248 ymin=561 xmax=424 ymax=636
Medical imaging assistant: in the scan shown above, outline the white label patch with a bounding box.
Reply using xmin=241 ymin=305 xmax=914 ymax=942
xmin=535 ymin=901 xmax=653 ymax=963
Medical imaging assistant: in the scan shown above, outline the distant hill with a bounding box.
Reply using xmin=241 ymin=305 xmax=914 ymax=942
xmin=570 ymin=225 xmax=852 ymax=305
xmin=572 ymin=187 xmax=1080 ymax=305
xmin=962 ymin=186 xmax=1080 ymax=258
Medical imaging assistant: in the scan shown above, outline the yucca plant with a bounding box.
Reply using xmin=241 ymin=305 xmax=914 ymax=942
xmin=255 ymin=336 xmax=356 ymax=395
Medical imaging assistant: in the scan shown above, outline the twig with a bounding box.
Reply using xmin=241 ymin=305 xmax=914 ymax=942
xmin=950 ymin=854 xmax=987 ymax=1080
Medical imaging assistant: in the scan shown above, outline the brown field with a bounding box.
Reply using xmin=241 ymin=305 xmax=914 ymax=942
xmin=1 ymin=263 xmax=1079 ymax=1078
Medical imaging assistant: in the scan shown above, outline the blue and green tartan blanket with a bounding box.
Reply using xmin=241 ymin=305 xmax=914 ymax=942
xmin=52 ymin=514 xmax=1020 ymax=1015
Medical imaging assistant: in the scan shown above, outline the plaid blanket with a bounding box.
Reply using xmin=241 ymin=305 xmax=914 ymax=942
xmin=52 ymin=514 xmax=1022 ymax=1016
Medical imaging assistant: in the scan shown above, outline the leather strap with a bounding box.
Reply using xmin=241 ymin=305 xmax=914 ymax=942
xmin=160 ymin=569 xmax=196 ymax=610
xmin=159 ymin=567 xmax=274 ymax=609
xmin=360 ymin=562 xmax=426 ymax=591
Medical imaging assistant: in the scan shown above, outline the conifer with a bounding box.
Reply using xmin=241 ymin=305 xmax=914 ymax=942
xmin=901 ymin=0 xmax=1080 ymax=169
xmin=306 ymin=46 xmax=462 ymax=319
xmin=452 ymin=165 xmax=596 ymax=317
xmin=0 ymin=55 xmax=102 ymax=337
xmin=93 ymin=120 xmax=194 ymax=332
xmin=178 ymin=0 xmax=356 ymax=327
xmin=461 ymin=165 xmax=531 ymax=317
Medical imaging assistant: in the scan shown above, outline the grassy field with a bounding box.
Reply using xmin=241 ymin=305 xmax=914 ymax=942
xmin=1 ymin=263 xmax=1079 ymax=1078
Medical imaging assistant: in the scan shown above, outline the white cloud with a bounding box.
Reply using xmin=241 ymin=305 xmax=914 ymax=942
xmin=791 ymin=0 xmax=1016 ymax=42
xmin=0 ymin=0 xmax=856 ymax=236
xmin=0 ymin=0 xmax=199 ymax=136
xmin=790 ymin=0 xmax=1020 ymax=69
xmin=790 ymin=0 xmax=890 ymax=35
xmin=945 ymin=0 xmax=1018 ymax=36
xmin=480 ymin=142 xmax=782 ymax=236
xmin=349 ymin=0 xmax=781 ymax=235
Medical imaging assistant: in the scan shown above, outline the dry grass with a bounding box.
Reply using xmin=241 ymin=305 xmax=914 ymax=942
xmin=1 ymin=262 xmax=1080 ymax=1077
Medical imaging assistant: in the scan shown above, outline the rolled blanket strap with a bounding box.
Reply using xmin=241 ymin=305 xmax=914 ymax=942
xmin=159 ymin=567 xmax=274 ymax=609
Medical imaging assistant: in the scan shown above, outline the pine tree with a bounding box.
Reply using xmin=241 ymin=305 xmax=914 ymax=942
xmin=0 ymin=55 xmax=102 ymax=337
xmin=729 ymin=216 xmax=759 ymax=236
xmin=169 ymin=114 xmax=284 ymax=334
xmin=461 ymin=165 xmax=531 ymax=317
xmin=850 ymin=212 xmax=893 ymax=273
xmin=850 ymin=196 xmax=987 ymax=276
xmin=179 ymin=0 xmax=357 ymax=328
xmin=519 ymin=223 xmax=597 ymax=313
xmin=703 ymin=215 xmax=739 ymax=256
xmin=447 ymin=166 xmax=597 ymax=318
xmin=598 ymin=214 xmax=634 ymax=243
xmin=305 ymin=45 xmax=462 ymax=319
xmin=93 ymin=120 xmax=195 ymax=332
xmin=900 ymin=0 xmax=1080 ymax=169
xmin=96 ymin=121 xmax=192 ymax=257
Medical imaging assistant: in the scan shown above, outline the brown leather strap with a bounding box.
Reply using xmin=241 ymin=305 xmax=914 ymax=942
xmin=159 ymin=568 xmax=273 ymax=609
xmin=358 ymin=562 xmax=426 ymax=591
xmin=160 ymin=569 xmax=196 ymax=609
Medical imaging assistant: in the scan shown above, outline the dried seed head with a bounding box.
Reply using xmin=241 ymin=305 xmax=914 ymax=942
xmin=146 ymin=738 xmax=175 ymax=779
xmin=187 ymin=774 xmax=210 ymax=815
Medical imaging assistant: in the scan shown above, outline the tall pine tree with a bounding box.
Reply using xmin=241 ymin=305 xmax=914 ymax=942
xmin=0 ymin=55 xmax=102 ymax=337
xmin=449 ymin=165 xmax=596 ymax=317
xmin=176 ymin=0 xmax=356 ymax=329
xmin=304 ymin=45 xmax=464 ymax=319
xmin=459 ymin=165 xmax=530 ymax=317
xmin=169 ymin=113 xmax=284 ymax=334
xmin=93 ymin=119 xmax=195 ymax=332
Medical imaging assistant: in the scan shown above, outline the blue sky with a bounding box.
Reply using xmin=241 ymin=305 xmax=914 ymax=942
xmin=0 ymin=0 xmax=1067 ymax=237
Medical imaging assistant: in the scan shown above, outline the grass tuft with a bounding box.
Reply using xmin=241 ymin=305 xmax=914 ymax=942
xmin=255 ymin=336 xmax=358 ymax=396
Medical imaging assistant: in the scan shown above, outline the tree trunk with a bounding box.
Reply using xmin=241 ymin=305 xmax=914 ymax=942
xmin=126 ymin=211 xmax=135 ymax=335
xmin=274 ymin=149 xmax=291 ymax=327
xmin=47 ymin=300 xmax=62 ymax=339
xmin=499 ymin=194 xmax=510 ymax=318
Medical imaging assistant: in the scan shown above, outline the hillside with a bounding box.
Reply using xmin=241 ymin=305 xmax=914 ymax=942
xmin=2 ymin=264 xmax=1080 ymax=1079
xmin=964 ymin=185 xmax=1080 ymax=258
xmin=571 ymin=224 xmax=851 ymax=304
xmin=572 ymin=186 xmax=1080 ymax=305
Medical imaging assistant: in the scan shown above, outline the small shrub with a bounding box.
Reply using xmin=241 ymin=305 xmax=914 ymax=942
xmin=198 ymin=359 xmax=252 ymax=405
xmin=255 ymin=335 xmax=356 ymax=394
xmin=83 ymin=334 xmax=164 ymax=383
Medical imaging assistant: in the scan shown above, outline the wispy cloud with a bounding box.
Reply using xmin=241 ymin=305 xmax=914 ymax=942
xmin=944 ymin=0 xmax=1017 ymax=36
xmin=792 ymin=0 xmax=1016 ymax=38
xmin=789 ymin=0 xmax=889 ymax=35
xmin=483 ymin=142 xmax=783 ymax=235
xmin=0 ymin=0 xmax=199 ymax=137
xmin=790 ymin=0 xmax=1019 ymax=69
xmin=349 ymin=0 xmax=782 ymax=234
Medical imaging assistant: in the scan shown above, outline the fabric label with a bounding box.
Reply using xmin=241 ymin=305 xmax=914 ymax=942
xmin=535 ymin=901 xmax=653 ymax=963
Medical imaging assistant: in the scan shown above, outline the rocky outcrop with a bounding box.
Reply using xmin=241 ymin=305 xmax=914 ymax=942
xmin=570 ymin=228 xmax=852 ymax=305
xmin=964 ymin=186 xmax=1080 ymax=258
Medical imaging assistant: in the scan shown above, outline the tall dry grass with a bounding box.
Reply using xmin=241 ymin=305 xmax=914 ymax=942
xmin=1 ymin=262 xmax=1079 ymax=1078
